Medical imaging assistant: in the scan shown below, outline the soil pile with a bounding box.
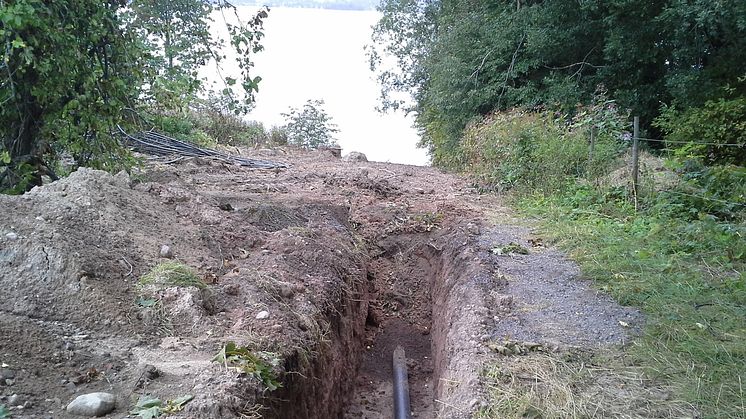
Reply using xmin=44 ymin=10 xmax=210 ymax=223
xmin=0 ymin=149 xmax=666 ymax=418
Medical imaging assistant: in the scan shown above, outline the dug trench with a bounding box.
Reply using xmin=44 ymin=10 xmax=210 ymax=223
xmin=0 ymin=150 xmax=651 ymax=419
xmin=263 ymin=227 xmax=495 ymax=419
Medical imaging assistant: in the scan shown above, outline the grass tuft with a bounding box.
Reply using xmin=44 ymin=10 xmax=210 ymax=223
xmin=139 ymin=261 xmax=206 ymax=289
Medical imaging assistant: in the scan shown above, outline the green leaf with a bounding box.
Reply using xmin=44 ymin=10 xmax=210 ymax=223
xmin=134 ymin=406 xmax=161 ymax=419
xmin=136 ymin=297 xmax=157 ymax=307
xmin=135 ymin=395 xmax=162 ymax=409
xmin=163 ymin=395 xmax=194 ymax=413
xmin=11 ymin=37 xmax=25 ymax=49
xmin=0 ymin=403 xmax=10 ymax=419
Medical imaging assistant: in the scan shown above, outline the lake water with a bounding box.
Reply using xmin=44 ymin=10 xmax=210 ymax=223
xmin=208 ymin=7 xmax=430 ymax=166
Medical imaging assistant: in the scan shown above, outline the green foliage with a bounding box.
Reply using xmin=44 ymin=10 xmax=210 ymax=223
xmin=0 ymin=403 xmax=9 ymax=419
xmin=370 ymin=0 xmax=746 ymax=164
xmin=139 ymin=261 xmax=206 ymax=289
xmin=655 ymin=96 xmax=746 ymax=165
xmin=459 ymin=103 xmax=627 ymax=193
xmin=130 ymin=394 xmax=194 ymax=418
xmin=148 ymin=106 xmax=279 ymax=149
xmin=0 ymin=0 xmax=270 ymax=193
xmin=1 ymin=0 xmax=143 ymax=192
xmin=268 ymin=126 xmax=289 ymax=146
xmin=130 ymin=1 xmax=268 ymax=116
xmin=654 ymin=164 xmax=746 ymax=222
xmin=282 ymin=99 xmax=339 ymax=149
xmin=212 ymin=342 xmax=282 ymax=392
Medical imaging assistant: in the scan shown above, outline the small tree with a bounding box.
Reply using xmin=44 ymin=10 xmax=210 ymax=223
xmin=282 ymin=99 xmax=339 ymax=149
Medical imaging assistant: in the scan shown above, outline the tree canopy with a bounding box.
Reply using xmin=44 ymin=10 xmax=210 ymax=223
xmin=0 ymin=0 xmax=267 ymax=192
xmin=369 ymin=0 xmax=746 ymax=166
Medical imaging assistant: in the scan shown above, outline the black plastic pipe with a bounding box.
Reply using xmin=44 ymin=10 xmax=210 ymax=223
xmin=392 ymin=346 xmax=412 ymax=419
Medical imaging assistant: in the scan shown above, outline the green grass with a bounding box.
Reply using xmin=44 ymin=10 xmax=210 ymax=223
xmin=515 ymin=191 xmax=745 ymax=418
xmin=139 ymin=261 xmax=206 ymax=289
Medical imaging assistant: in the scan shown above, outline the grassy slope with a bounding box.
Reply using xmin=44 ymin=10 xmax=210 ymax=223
xmin=514 ymin=192 xmax=745 ymax=418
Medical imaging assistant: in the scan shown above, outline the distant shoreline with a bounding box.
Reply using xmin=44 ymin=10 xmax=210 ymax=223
xmin=231 ymin=1 xmax=379 ymax=11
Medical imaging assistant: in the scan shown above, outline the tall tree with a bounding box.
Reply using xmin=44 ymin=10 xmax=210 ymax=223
xmin=370 ymin=0 xmax=746 ymax=166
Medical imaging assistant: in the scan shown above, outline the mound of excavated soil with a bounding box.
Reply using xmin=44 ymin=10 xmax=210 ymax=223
xmin=0 ymin=149 xmax=667 ymax=419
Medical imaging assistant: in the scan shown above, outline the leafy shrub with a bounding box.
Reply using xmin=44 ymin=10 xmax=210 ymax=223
xmin=130 ymin=395 xmax=193 ymax=419
xmin=282 ymin=99 xmax=339 ymax=149
xmin=212 ymin=342 xmax=282 ymax=391
xmin=268 ymin=126 xmax=289 ymax=146
xmin=655 ymin=96 xmax=746 ymax=165
xmin=653 ymin=164 xmax=746 ymax=222
xmin=460 ymin=106 xmax=625 ymax=193
xmin=148 ymin=107 xmax=274 ymax=149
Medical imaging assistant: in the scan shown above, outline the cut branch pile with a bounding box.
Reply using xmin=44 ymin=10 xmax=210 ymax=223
xmin=118 ymin=127 xmax=287 ymax=169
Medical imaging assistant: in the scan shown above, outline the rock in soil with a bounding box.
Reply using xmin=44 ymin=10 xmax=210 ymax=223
xmin=342 ymin=151 xmax=367 ymax=162
xmin=65 ymin=392 xmax=116 ymax=417
xmin=159 ymin=244 xmax=174 ymax=258
xmin=7 ymin=393 xmax=22 ymax=406
xmin=0 ymin=368 xmax=15 ymax=380
xmin=255 ymin=310 xmax=270 ymax=320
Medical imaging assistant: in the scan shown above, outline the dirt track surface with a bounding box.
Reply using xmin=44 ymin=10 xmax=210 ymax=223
xmin=0 ymin=148 xmax=644 ymax=418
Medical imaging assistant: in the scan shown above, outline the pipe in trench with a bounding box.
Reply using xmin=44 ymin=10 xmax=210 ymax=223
xmin=392 ymin=345 xmax=412 ymax=419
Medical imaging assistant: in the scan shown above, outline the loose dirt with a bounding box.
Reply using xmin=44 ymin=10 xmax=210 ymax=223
xmin=0 ymin=148 xmax=671 ymax=418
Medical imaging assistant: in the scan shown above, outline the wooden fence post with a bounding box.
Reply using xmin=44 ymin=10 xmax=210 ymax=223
xmin=632 ymin=116 xmax=640 ymax=204
xmin=588 ymin=126 xmax=597 ymax=163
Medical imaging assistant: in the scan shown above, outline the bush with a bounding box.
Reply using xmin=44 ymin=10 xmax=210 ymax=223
xmin=653 ymin=163 xmax=746 ymax=222
xmin=268 ymin=126 xmax=288 ymax=146
xmin=148 ymin=108 xmax=273 ymax=149
xmin=282 ymin=99 xmax=339 ymax=149
xmin=459 ymin=107 xmax=626 ymax=193
xmin=655 ymin=96 xmax=746 ymax=165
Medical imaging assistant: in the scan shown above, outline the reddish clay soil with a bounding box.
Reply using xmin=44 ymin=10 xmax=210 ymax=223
xmin=0 ymin=148 xmax=645 ymax=419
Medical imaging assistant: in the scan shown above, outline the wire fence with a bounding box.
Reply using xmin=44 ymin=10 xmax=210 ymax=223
xmin=636 ymin=137 xmax=744 ymax=147
xmin=662 ymin=190 xmax=745 ymax=208
xmin=621 ymin=116 xmax=744 ymax=210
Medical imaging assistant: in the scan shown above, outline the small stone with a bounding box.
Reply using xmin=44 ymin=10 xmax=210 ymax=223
xmin=279 ymin=286 xmax=294 ymax=298
xmin=6 ymin=232 xmax=18 ymax=240
xmin=342 ymin=151 xmax=368 ymax=162
xmin=255 ymin=310 xmax=270 ymax=320
xmin=466 ymin=223 xmax=480 ymax=235
xmin=4 ymin=379 xmax=14 ymax=386
xmin=224 ymin=283 xmax=240 ymax=296
xmin=270 ymin=324 xmax=283 ymax=332
xmin=7 ymin=394 xmax=21 ymax=406
xmin=0 ymin=368 xmax=15 ymax=380
xmin=159 ymin=245 xmax=173 ymax=258
xmin=66 ymin=392 xmax=116 ymax=417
